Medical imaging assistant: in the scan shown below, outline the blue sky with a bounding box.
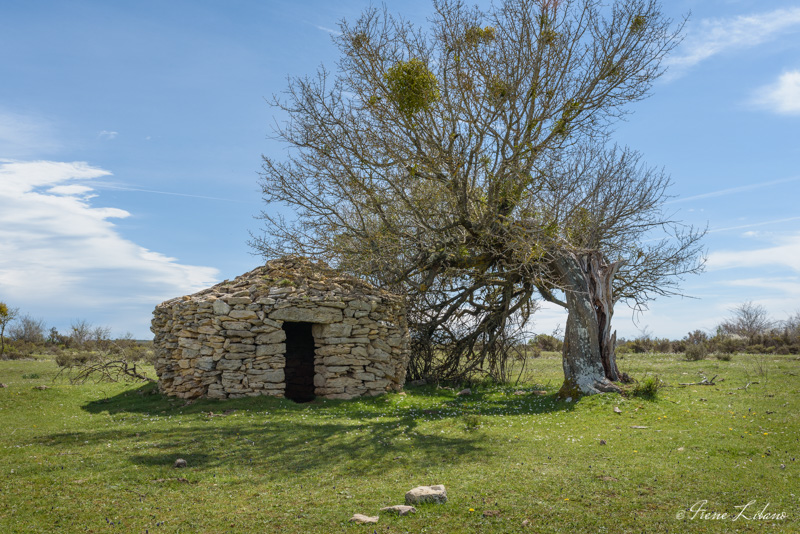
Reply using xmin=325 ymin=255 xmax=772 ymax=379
xmin=1 ymin=0 xmax=798 ymax=340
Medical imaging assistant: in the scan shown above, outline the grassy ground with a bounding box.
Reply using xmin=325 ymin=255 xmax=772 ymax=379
xmin=0 ymin=352 xmax=798 ymax=533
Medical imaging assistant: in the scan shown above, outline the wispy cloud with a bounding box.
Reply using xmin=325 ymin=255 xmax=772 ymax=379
xmin=309 ymin=22 xmax=341 ymax=36
xmin=707 ymin=233 xmax=800 ymax=272
xmin=710 ymin=216 xmax=800 ymax=234
xmin=750 ymin=70 xmax=800 ymax=115
xmin=0 ymin=109 xmax=60 ymax=157
xmin=92 ymin=182 xmax=255 ymax=204
xmin=99 ymin=130 xmax=119 ymax=139
xmin=720 ymin=278 xmax=800 ymax=317
xmin=724 ymin=277 xmax=800 ymax=294
xmin=0 ymin=160 xmax=219 ymax=332
xmin=669 ymin=175 xmax=800 ymax=204
xmin=667 ymin=8 xmax=800 ymax=76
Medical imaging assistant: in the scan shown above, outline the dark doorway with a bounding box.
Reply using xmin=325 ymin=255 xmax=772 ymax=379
xmin=282 ymin=322 xmax=316 ymax=402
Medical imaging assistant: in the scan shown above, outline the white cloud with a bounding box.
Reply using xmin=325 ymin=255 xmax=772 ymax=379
xmin=0 ymin=160 xmax=219 ymax=334
xmin=99 ymin=130 xmax=119 ymax=139
xmin=707 ymin=233 xmax=800 ymax=272
xmin=47 ymin=184 xmax=96 ymax=196
xmin=751 ymin=70 xmax=800 ymax=115
xmin=668 ymin=8 xmax=800 ymax=75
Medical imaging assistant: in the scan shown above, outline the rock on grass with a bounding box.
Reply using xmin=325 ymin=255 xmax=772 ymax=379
xmin=349 ymin=514 xmax=378 ymax=524
xmin=405 ymin=485 xmax=447 ymax=505
xmin=380 ymin=505 xmax=416 ymax=516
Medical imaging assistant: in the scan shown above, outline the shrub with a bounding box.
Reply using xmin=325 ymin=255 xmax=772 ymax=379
xmin=716 ymin=337 xmax=743 ymax=354
xmin=685 ymin=329 xmax=708 ymax=345
xmin=3 ymin=340 xmax=37 ymax=359
xmin=685 ymin=343 xmax=708 ymax=361
xmin=631 ymin=375 xmax=663 ymax=400
xmin=463 ymin=414 xmax=482 ymax=431
xmin=616 ymin=344 xmax=633 ymax=355
xmin=531 ymin=334 xmax=563 ymax=352
xmin=55 ymin=350 xmax=98 ymax=368
xmin=654 ymin=338 xmax=673 ymax=353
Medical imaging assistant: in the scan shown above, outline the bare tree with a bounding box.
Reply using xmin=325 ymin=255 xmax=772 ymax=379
xmin=0 ymin=302 xmax=19 ymax=358
xmin=69 ymin=319 xmax=93 ymax=348
xmin=784 ymin=311 xmax=800 ymax=343
xmin=719 ymin=301 xmax=773 ymax=342
xmin=91 ymin=325 xmax=113 ymax=351
xmin=252 ymin=0 xmax=703 ymax=393
xmin=7 ymin=314 xmax=47 ymax=344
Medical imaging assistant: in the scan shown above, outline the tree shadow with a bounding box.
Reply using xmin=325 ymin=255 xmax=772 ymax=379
xmin=35 ymin=381 xmax=578 ymax=478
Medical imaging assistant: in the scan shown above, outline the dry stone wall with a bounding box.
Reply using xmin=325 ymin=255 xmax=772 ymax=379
xmin=151 ymin=256 xmax=409 ymax=400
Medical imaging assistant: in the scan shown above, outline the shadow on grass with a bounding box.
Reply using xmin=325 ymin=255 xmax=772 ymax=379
xmin=80 ymin=381 xmax=576 ymax=418
xmin=30 ymin=382 xmax=578 ymax=478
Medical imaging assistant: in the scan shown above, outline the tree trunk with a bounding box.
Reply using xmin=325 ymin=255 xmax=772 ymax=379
xmin=553 ymin=251 xmax=626 ymax=397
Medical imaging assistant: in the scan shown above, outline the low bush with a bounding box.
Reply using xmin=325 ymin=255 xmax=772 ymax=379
xmin=2 ymin=340 xmax=37 ymax=360
xmin=462 ymin=413 xmax=483 ymax=431
xmin=630 ymin=375 xmax=663 ymax=400
xmin=55 ymin=350 xmax=99 ymax=368
xmin=685 ymin=343 xmax=708 ymax=361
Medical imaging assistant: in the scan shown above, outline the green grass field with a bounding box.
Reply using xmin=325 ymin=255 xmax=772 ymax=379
xmin=1 ymin=352 xmax=798 ymax=533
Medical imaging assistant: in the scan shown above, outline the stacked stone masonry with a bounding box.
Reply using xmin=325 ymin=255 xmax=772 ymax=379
xmin=151 ymin=256 xmax=410 ymax=400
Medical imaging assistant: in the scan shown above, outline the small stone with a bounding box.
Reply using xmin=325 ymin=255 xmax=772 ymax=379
xmin=212 ymin=299 xmax=231 ymax=315
xmin=522 ymin=519 xmax=531 ymax=527
xmin=379 ymin=505 xmax=416 ymax=516
xmin=405 ymin=484 xmax=447 ymax=505
xmin=564 ymin=397 xmax=572 ymax=403
xmin=269 ymin=306 xmax=342 ymax=324
xmin=613 ymin=406 xmax=622 ymax=414
xmin=456 ymin=388 xmax=471 ymax=396
xmin=174 ymin=458 xmax=188 ymax=468
xmin=349 ymin=514 xmax=378 ymax=524
xmin=228 ymin=309 xmax=257 ymax=321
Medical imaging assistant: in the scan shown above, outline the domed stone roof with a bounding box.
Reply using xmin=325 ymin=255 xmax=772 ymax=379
xmin=151 ymin=256 xmax=409 ymax=401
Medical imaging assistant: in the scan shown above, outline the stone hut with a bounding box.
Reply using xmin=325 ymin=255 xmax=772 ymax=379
xmin=151 ymin=256 xmax=409 ymax=401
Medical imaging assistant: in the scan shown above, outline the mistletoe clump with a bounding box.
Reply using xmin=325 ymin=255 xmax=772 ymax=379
xmin=384 ymin=58 xmax=440 ymax=117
